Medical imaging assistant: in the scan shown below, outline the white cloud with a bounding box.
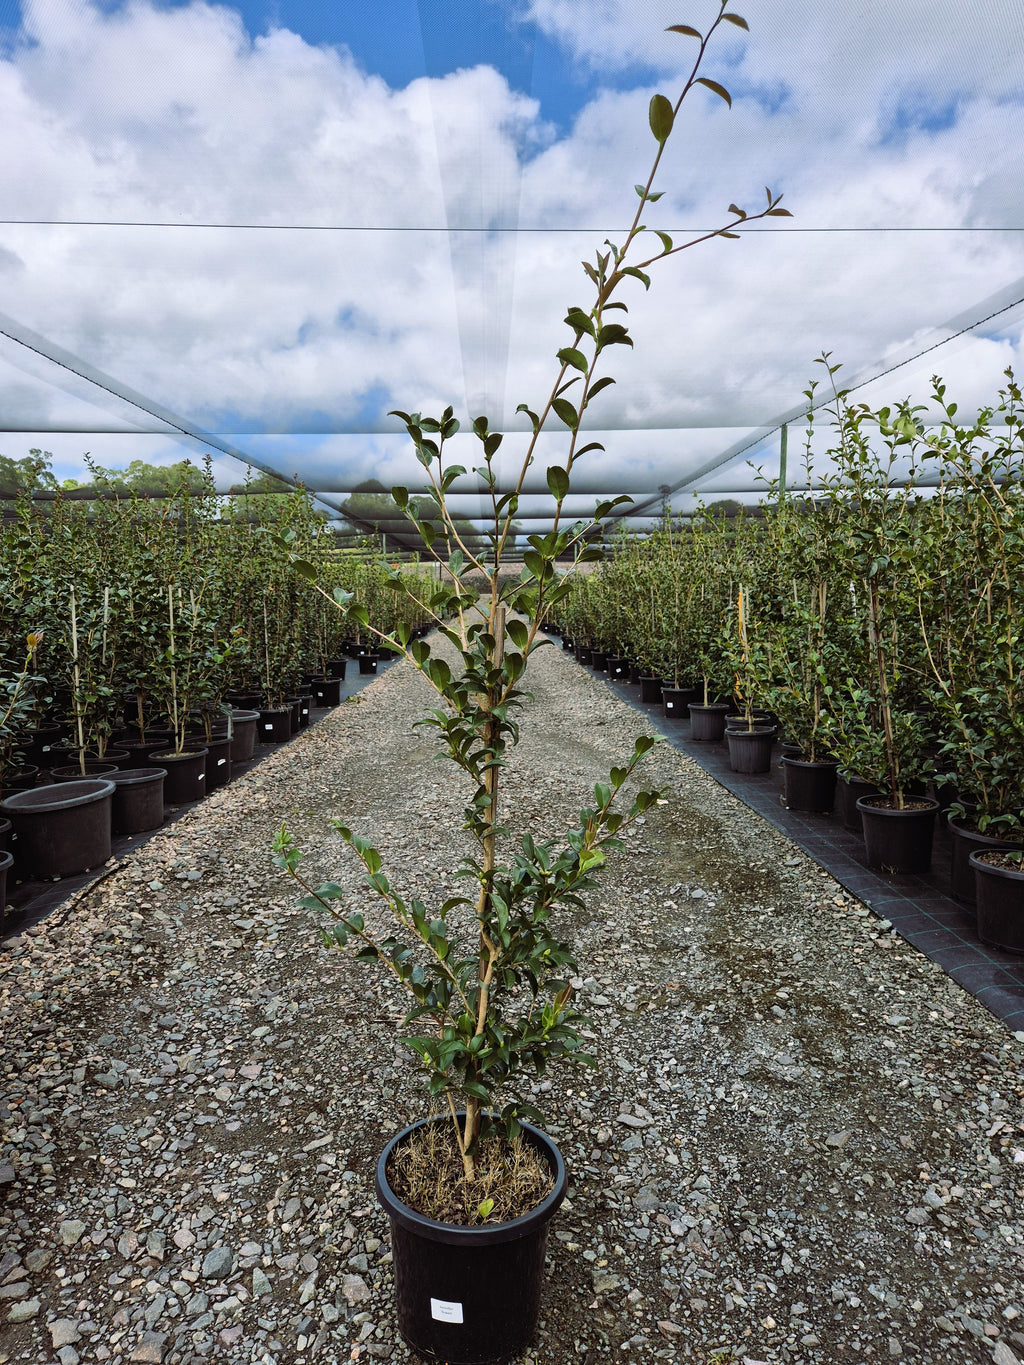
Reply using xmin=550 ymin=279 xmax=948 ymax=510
xmin=0 ymin=0 xmax=1022 ymax=513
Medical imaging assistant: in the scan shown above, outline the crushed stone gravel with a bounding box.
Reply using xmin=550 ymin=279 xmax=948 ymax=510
xmin=1 ymin=635 xmax=1023 ymax=1365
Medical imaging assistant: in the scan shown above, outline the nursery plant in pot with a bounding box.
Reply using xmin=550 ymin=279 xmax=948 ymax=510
xmin=149 ymin=583 xmax=213 ymax=804
xmin=0 ymin=634 xmax=45 ymax=803
xmin=816 ymin=361 xmax=938 ymax=873
xmin=724 ymin=586 xmax=776 ymax=773
xmin=272 ymin=13 xmax=789 ymax=1361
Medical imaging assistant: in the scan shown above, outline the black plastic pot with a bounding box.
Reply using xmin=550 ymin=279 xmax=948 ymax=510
xmin=358 ymin=654 xmax=380 ymax=676
xmin=857 ymin=796 xmax=939 ymax=874
xmin=327 ymin=658 xmax=349 ymax=679
xmin=148 ymin=749 xmax=208 ymax=804
xmin=949 ymin=817 xmax=1022 ymax=908
xmin=50 ymin=761 xmax=119 ymax=782
xmin=204 ymin=736 xmax=233 ymax=791
xmin=296 ymin=696 xmax=311 ymax=730
xmin=310 ymin=676 xmax=343 ymax=707
xmin=638 ymin=675 xmax=662 ymax=704
xmin=23 ymin=723 xmax=63 ymax=766
xmin=226 ymin=691 xmax=264 ymax=711
xmin=0 ymin=816 xmax=10 ymax=853
xmin=4 ymin=765 xmax=40 ymax=793
xmin=0 ymin=848 xmax=12 ymax=921
xmin=970 ymin=849 xmax=1024 ymax=953
xmin=837 ymin=771 xmax=881 ymax=832
xmin=561 ymin=637 xmax=573 ymax=652
xmin=782 ymin=757 xmax=840 ymax=813
xmin=229 ymin=710 xmax=260 ymax=762
xmin=259 ymin=708 xmax=292 ymax=743
xmin=108 ymin=767 xmax=167 ymax=835
xmin=590 ymin=650 xmax=608 ymax=671
xmin=627 ymin=664 xmax=643 ymax=685
xmin=688 ymin=702 xmax=730 ymax=742
xmin=376 ymin=1116 xmax=566 ymax=1365
xmin=662 ymin=686 xmax=696 ymax=720
xmin=0 ymin=779 xmax=115 ymax=878
xmin=726 ymin=726 xmax=777 ymax=774
xmin=607 ymin=657 xmax=629 ymax=680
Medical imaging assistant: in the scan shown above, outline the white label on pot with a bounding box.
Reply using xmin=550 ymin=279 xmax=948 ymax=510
xmin=265 ymin=723 xmax=274 ymax=730
xmin=197 ymin=772 xmax=204 ymax=780
xmin=217 ymin=758 xmax=226 ymax=766
xmin=666 ymin=701 xmax=674 ymax=710
xmin=430 ymin=1298 xmax=464 ymax=1324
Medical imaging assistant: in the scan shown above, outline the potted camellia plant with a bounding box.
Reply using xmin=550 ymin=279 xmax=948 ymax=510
xmin=273 ymin=8 xmax=791 ymax=1361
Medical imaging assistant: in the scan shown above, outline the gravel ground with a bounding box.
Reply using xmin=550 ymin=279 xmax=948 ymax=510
xmin=1 ymin=636 xmax=1023 ymax=1365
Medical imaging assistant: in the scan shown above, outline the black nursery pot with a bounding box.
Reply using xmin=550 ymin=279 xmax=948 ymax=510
xmin=0 ymin=847 xmax=13 ymax=920
xmin=837 ymin=771 xmax=882 ymax=832
xmin=638 ymin=675 xmax=662 ymax=704
xmin=590 ymin=649 xmax=608 ymax=671
xmin=358 ymin=654 xmax=380 ymax=676
xmin=204 ymin=736 xmax=233 ymax=791
xmin=376 ymin=1116 xmax=566 ymax=1365
xmin=688 ymin=702 xmax=730 ymax=742
xmin=259 ymin=708 xmax=293 ymax=744
xmin=50 ymin=761 xmax=119 ymax=782
xmin=782 ymin=757 xmax=840 ymax=813
xmin=607 ymin=657 xmax=629 ymax=680
xmin=970 ymin=849 xmax=1024 ymax=953
xmin=229 ymin=710 xmax=260 ymax=763
xmin=662 ymin=686 xmax=696 ymax=720
xmin=108 ymin=767 xmax=167 ymax=835
xmin=857 ymin=796 xmax=939 ymax=874
xmin=310 ymin=676 xmax=343 ymax=707
xmin=0 ymin=816 xmax=11 ymax=853
xmin=0 ymin=779 xmax=115 ymax=878
xmin=327 ymin=658 xmax=349 ymax=680
xmin=948 ymin=816 xmax=1018 ymax=908
xmin=726 ymin=726 xmax=777 ymax=774
xmin=148 ymin=749 xmax=208 ymax=805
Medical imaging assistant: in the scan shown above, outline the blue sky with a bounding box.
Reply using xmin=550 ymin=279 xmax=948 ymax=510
xmin=1 ymin=0 xmax=1023 ymax=514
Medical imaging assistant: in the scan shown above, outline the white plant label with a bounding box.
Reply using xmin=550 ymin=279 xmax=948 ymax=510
xmin=430 ymin=1298 xmax=464 ymax=1324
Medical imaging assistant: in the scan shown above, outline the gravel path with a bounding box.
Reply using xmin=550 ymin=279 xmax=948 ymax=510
xmin=1 ymin=637 xmax=1023 ymax=1365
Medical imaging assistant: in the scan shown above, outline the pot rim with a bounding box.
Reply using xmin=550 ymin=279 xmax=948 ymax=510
xmin=688 ymin=701 xmax=731 ymax=713
xmin=0 ymin=778 xmax=115 ymax=813
xmin=0 ymin=849 xmax=12 ymax=871
xmin=968 ymin=848 xmax=1024 ymax=879
xmin=375 ymin=1114 xmax=566 ymax=1247
xmin=855 ymin=795 xmax=939 ymax=816
xmin=106 ymin=767 xmax=168 ymax=785
xmin=780 ymin=755 xmax=840 ymax=769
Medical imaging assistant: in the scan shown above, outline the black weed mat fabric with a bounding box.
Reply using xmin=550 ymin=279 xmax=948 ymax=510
xmin=0 ymin=658 xmax=399 ymax=940
xmin=592 ymin=665 xmax=1024 ymax=1033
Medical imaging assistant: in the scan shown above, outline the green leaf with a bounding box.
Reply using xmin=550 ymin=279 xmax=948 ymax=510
xmin=656 ymin=231 xmax=673 ymax=253
xmin=477 ymin=1197 xmax=495 ymax=1220
xmin=557 ymin=347 xmax=589 ymax=373
xmin=507 ymin=620 xmax=528 ymax=650
xmin=722 ymin=12 xmax=749 ymax=30
xmin=546 ymin=466 xmax=570 ymax=501
xmin=575 ymin=440 xmax=606 ymax=458
xmin=648 ymin=93 xmax=674 ymax=143
xmin=665 ymin=23 xmax=701 ymax=36
xmin=551 ymin=397 xmax=579 ymax=431
xmin=391 ymin=485 xmax=409 ymax=509
xmin=696 ymin=76 xmax=732 ymax=107
xmin=587 ymin=377 xmax=615 ymax=402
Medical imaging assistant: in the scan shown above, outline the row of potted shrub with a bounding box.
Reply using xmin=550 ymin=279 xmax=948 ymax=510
xmin=553 ymin=365 xmax=1024 ymax=954
xmin=0 ymin=467 xmax=435 ymax=802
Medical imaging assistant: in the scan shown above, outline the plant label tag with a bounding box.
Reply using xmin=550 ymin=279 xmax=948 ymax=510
xmin=430 ymin=1298 xmax=464 ymax=1324
xmin=265 ymin=724 xmax=274 ymax=730
xmin=217 ymin=758 xmax=226 ymax=766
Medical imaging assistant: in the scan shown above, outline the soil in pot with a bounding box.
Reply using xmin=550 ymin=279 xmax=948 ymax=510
xmin=0 ymin=779 xmax=115 ymax=878
xmin=688 ymin=702 xmax=730 ymax=742
xmin=147 ymin=749 xmax=208 ymax=804
xmin=108 ymin=767 xmax=167 ymax=835
xmin=970 ymin=848 xmax=1024 ymax=953
xmin=857 ymin=795 xmax=939 ymax=875
xmin=782 ymin=757 xmax=840 ymax=813
xmin=725 ymin=726 xmax=777 ymax=774
xmin=376 ymin=1115 xmax=566 ymax=1365
xmin=948 ymin=817 xmax=1021 ymax=908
